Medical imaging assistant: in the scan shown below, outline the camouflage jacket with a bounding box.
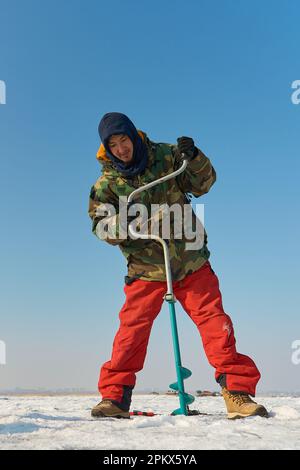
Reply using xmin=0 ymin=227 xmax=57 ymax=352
xmin=88 ymin=131 xmax=216 ymax=283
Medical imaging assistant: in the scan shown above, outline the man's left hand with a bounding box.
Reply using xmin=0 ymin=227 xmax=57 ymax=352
xmin=177 ymin=136 xmax=198 ymax=161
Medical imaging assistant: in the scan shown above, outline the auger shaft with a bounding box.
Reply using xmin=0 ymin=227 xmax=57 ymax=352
xmin=168 ymin=301 xmax=189 ymax=415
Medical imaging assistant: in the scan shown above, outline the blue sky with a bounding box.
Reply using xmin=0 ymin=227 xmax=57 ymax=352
xmin=0 ymin=0 xmax=299 ymax=393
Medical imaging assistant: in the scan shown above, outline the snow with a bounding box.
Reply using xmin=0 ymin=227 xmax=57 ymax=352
xmin=0 ymin=394 xmax=299 ymax=450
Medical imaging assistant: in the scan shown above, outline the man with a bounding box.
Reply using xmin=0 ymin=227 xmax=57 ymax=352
xmin=88 ymin=112 xmax=268 ymax=420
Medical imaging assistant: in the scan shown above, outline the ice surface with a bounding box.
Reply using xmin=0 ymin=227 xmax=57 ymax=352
xmin=0 ymin=394 xmax=299 ymax=450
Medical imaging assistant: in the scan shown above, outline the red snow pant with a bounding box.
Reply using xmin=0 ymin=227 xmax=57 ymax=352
xmin=98 ymin=261 xmax=260 ymax=410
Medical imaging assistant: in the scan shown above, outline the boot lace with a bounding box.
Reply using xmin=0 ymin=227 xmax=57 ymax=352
xmin=230 ymin=393 xmax=252 ymax=406
xmin=101 ymin=399 xmax=113 ymax=405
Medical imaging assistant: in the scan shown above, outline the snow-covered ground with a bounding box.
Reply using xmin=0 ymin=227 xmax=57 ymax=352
xmin=0 ymin=394 xmax=299 ymax=450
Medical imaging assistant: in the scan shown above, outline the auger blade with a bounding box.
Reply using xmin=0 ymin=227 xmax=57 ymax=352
xmin=184 ymin=392 xmax=195 ymax=405
xmin=169 ymin=366 xmax=193 ymax=391
xmin=171 ymin=407 xmax=183 ymax=416
xmin=171 ymin=393 xmax=195 ymax=415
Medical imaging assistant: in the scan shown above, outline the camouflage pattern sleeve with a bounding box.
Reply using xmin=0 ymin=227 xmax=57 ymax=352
xmin=171 ymin=145 xmax=217 ymax=197
xmin=88 ymin=177 xmax=128 ymax=246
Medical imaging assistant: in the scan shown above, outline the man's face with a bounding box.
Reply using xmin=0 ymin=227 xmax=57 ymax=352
xmin=108 ymin=134 xmax=134 ymax=164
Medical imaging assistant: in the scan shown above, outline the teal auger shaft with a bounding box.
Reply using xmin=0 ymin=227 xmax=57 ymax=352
xmin=168 ymin=300 xmax=195 ymax=415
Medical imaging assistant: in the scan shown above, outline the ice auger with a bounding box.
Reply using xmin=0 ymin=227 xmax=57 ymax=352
xmin=128 ymin=155 xmax=199 ymax=416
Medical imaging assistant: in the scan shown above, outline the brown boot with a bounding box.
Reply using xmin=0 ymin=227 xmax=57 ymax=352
xmin=91 ymin=399 xmax=130 ymax=419
xmin=222 ymin=387 xmax=268 ymax=419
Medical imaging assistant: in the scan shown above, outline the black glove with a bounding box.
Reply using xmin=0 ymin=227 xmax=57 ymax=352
xmin=177 ymin=136 xmax=198 ymax=161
